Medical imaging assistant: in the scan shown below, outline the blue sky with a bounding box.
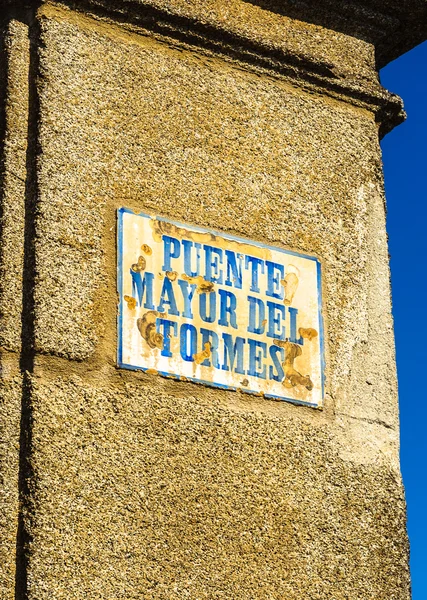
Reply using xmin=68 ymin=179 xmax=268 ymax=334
xmin=380 ymin=40 xmax=427 ymax=599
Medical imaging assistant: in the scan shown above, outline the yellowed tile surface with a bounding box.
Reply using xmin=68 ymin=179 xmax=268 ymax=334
xmin=119 ymin=210 xmax=324 ymax=406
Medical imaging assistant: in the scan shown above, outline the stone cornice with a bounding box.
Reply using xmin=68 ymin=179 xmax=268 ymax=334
xmin=277 ymin=0 xmax=427 ymax=68
xmin=54 ymin=0 xmax=427 ymax=68
xmin=310 ymin=0 xmax=427 ymax=67
xmin=4 ymin=0 xmax=427 ymax=135
xmin=6 ymin=0 xmax=427 ymax=68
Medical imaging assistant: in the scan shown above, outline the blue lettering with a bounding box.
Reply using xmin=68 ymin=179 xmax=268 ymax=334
xmin=247 ymin=295 xmax=265 ymax=335
xmin=289 ymin=307 xmax=303 ymax=344
xmin=266 ymin=301 xmax=285 ymax=339
xmin=245 ymin=256 xmax=264 ymax=293
xmin=248 ymin=339 xmax=267 ymax=379
xmin=157 ymin=278 xmax=179 ymax=316
xmin=225 ymin=250 xmax=243 ymax=289
xmin=156 ymin=318 xmax=177 ymax=357
xmin=218 ymin=289 xmax=238 ymax=329
xmin=183 ymin=240 xmax=201 ymax=277
xmin=180 ymin=323 xmax=197 ymax=362
xmin=130 ymin=270 xmax=155 ymax=309
xmin=266 ymin=261 xmax=284 ymax=300
xmin=199 ymin=291 xmax=217 ymax=323
xmin=269 ymin=345 xmax=284 ymax=382
xmin=200 ymin=328 xmax=220 ymax=368
xmin=204 ymin=245 xmax=224 ymax=284
xmin=178 ymin=279 xmax=197 ymax=319
xmin=162 ymin=235 xmax=181 ymax=271
xmin=222 ymin=333 xmax=245 ymax=374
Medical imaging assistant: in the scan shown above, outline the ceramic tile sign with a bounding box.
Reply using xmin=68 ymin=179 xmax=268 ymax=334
xmin=117 ymin=208 xmax=325 ymax=408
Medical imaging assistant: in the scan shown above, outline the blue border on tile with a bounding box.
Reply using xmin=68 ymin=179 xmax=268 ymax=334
xmin=117 ymin=207 xmax=325 ymax=409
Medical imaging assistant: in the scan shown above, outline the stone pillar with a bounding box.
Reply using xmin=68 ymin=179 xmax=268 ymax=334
xmin=1 ymin=1 xmax=426 ymax=598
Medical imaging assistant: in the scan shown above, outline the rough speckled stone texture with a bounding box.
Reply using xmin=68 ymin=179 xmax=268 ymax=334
xmin=50 ymin=0 xmax=406 ymax=137
xmin=66 ymin=0 xmax=380 ymax=85
xmin=0 ymin=19 xmax=28 ymax=352
xmin=1 ymin=2 xmax=416 ymax=598
xmin=35 ymin=8 xmax=399 ymax=440
xmin=0 ymin=19 xmax=29 ymax=599
xmin=0 ymin=355 xmax=23 ymax=599
xmin=61 ymin=0 xmax=427 ymax=69
xmin=26 ymin=364 xmax=410 ymax=600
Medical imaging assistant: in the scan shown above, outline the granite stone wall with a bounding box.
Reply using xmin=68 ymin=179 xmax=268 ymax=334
xmin=2 ymin=1 xmax=424 ymax=598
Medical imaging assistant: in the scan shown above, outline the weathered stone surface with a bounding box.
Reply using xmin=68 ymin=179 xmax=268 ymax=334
xmin=35 ymin=7 xmax=399 ymax=434
xmin=0 ymin=18 xmax=29 ymax=352
xmin=0 ymin=19 xmax=30 ymax=600
xmin=0 ymin=355 xmax=23 ymax=600
xmin=58 ymin=0 xmax=427 ymax=68
xmin=43 ymin=0 xmax=406 ymax=137
xmin=25 ymin=366 xmax=410 ymax=599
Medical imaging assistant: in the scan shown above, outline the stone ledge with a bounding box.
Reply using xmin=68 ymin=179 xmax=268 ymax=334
xmin=36 ymin=0 xmax=407 ymax=137
xmin=5 ymin=0 xmax=427 ymax=70
xmin=49 ymin=0 xmax=427 ymax=68
xmin=5 ymin=0 xmax=427 ymax=134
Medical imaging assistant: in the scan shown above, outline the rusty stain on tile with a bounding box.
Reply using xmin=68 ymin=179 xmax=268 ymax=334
xmin=141 ymin=243 xmax=152 ymax=255
xmin=137 ymin=310 xmax=164 ymax=349
xmin=299 ymin=327 xmax=318 ymax=341
xmin=150 ymin=217 xmax=270 ymax=260
xmin=282 ymin=266 xmax=300 ymax=306
xmin=193 ymin=341 xmax=212 ymax=364
xmin=151 ymin=218 xmax=215 ymax=244
xmin=182 ymin=273 xmax=215 ymax=294
xmin=131 ymin=255 xmax=146 ymax=272
xmin=123 ymin=295 xmax=137 ymax=310
xmin=274 ymin=340 xmax=313 ymax=391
